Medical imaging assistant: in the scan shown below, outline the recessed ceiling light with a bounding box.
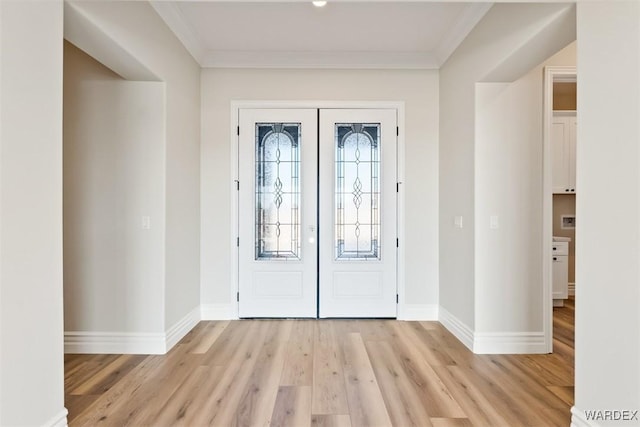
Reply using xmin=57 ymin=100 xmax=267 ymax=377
xmin=312 ymin=1 xmax=327 ymax=7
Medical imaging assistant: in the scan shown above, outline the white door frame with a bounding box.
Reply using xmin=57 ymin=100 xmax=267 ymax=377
xmin=543 ymin=66 xmax=577 ymax=352
xmin=229 ymin=100 xmax=406 ymax=319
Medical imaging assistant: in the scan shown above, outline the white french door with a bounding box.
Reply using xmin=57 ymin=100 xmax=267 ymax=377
xmin=238 ymin=107 xmax=397 ymax=318
xmin=238 ymin=109 xmax=318 ymax=318
xmin=318 ymin=109 xmax=397 ymax=318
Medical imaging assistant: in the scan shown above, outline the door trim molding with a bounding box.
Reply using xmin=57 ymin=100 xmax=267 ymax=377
xmin=230 ymin=101 xmax=406 ymax=319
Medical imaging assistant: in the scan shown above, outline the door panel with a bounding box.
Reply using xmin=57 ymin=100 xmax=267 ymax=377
xmin=238 ymin=109 xmax=318 ymax=318
xmin=238 ymin=107 xmax=397 ymax=318
xmin=318 ymin=109 xmax=397 ymax=318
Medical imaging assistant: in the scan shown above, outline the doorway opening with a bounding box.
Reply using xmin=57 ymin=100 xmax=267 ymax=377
xmin=543 ymin=66 xmax=577 ymax=352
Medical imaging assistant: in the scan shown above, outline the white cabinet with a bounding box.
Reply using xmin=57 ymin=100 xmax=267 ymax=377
xmin=552 ymin=113 xmax=577 ymax=194
xmin=552 ymin=240 xmax=569 ymax=305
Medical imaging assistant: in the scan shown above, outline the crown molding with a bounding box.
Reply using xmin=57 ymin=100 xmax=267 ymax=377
xmin=151 ymin=1 xmax=207 ymax=64
xmin=200 ymin=50 xmax=440 ymax=69
xmin=434 ymin=2 xmax=493 ymax=65
xmin=151 ymin=1 xmax=491 ymax=69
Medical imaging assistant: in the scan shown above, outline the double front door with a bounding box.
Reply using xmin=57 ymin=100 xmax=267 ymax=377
xmin=238 ymin=108 xmax=397 ymax=318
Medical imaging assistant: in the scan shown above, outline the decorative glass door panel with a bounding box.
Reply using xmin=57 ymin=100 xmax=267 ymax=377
xmin=335 ymin=123 xmax=381 ymax=260
xmin=238 ymin=110 xmax=317 ymax=318
xmin=255 ymin=123 xmax=301 ymax=260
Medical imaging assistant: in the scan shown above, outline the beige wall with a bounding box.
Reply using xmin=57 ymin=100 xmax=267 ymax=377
xmin=201 ymin=68 xmax=440 ymax=313
xmin=67 ymin=1 xmax=202 ymax=331
xmin=440 ymin=2 xmax=575 ymax=338
xmin=63 ymin=42 xmax=166 ymax=335
xmin=474 ymin=41 xmax=576 ymax=337
xmin=574 ymin=1 xmax=640 ymax=420
xmin=0 ymin=1 xmax=66 ymax=424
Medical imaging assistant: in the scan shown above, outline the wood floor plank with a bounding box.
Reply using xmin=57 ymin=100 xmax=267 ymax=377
xmin=200 ymin=319 xmax=255 ymax=366
xmin=189 ymin=321 xmax=272 ymax=426
xmin=431 ymin=365 xmax=515 ymax=427
xmin=69 ymin=354 xmax=145 ymax=395
xmin=311 ymin=414 xmax=353 ymax=427
xmin=281 ymin=320 xmax=315 ymax=386
xmin=418 ymin=321 xmax=440 ymax=330
xmin=312 ymin=322 xmax=350 ymax=415
xmin=393 ymin=321 xmax=458 ymax=367
xmin=342 ymin=332 xmax=392 ymax=427
xmin=483 ymin=355 xmax=569 ymax=410
xmin=430 ymin=418 xmax=473 ymax=427
xmin=547 ymin=385 xmax=575 ymax=407
xmin=156 ymin=364 xmax=231 ymax=427
xmin=464 ymin=355 xmax=569 ymax=426
xmin=69 ymin=352 xmax=179 ymax=426
xmin=64 ymin=394 xmax=100 ymax=424
xmin=389 ymin=323 xmax=466 ymax=418
xmin=111 ymin=351 xmax=206 ymax=426
xmin=151 ymin=365 xmax=226 ymax=426
xmin=65 ymin=354 xmax=121 ymax=393
xmin=357 ymin=319 xmax=393 ymax=341
xmin=189 ymin=320 xmax=230 ymax=354
xmin=365 ymin=340 xmax=434 ymax=426
xmin=234 ymin=321 xmax=289 ymax=427
xmin=271 ymin=386 xmax=312 ymax=427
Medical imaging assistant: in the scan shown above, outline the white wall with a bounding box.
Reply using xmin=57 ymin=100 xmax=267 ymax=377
xmin=64 ymin=42 xmax=166 ymax=335
xmin=66 ymin=1 xmax=201 ymax=332
xmin=201 ymin=68 xmax=440 ymax=315
xmin=574 ymin=2 xmax=640 ymax=425
xmin=439 ymin=3 xmax=575 ymax=340
xmin=0 ymin=1 xmax=67 ymax=425
xmin=475 ymin=43 xmax=576 ymax=339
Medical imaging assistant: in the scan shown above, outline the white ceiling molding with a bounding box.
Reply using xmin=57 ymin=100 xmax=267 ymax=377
xmin=433 ymin=3 xmax=493 ymax=65
xmin=201 ymin=50 xmax=440 ymax=69
xmin=151 ymin=1 xmax=207 ymax=64
xmin=151 ymin=1 xmax=494 ymax=69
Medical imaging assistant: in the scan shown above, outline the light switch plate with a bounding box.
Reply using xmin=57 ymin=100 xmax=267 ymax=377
xmin=490 ymin=215 xmax=499 ymax=229
xmin=454 ymin=215 xmax=463 ymax=228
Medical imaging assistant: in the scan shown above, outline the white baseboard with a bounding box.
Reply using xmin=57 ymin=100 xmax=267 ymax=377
xmin=438 ymin=306 xmax=474 ymax=351
xmin=569 ymin=282 xmax=575 ymax=296
xmin=42 ymin=408 xmax=68 ymax=427
xmin=166 ymin=306 xmax=200 ymax=352
xmin=201 ymin=303 xmax=235 ymax=320
xmin=438 ymin=307 xmax=547 ymax=354
xmin=65 ymin=331 xmax=167 ymax=354
xmin=571 ymin=406 xmax=599 ymax=427
xmin=65 ymin=306 xmax=201 ymax=354
xmin=473 ymin=331 xmax=546 ymax=354
xmin=400 ymin=304 xmax=439 ymax=321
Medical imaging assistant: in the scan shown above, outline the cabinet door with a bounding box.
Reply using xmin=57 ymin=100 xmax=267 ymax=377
xmin=552 ymin=115 xmax=577 ymax=194
xmin=552 ymin=255 xmax=568 ymax=299
xmin=568 ymin=116 xmax=577 ymax=192
xmin=552 ymin=117 xmax=571 ymax=193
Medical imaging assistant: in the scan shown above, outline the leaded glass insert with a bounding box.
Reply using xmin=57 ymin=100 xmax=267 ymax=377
xmin=335 ymin=123 xmax=380 ymax=260
xmin=255 ymin=123 xmax=301 ymax=260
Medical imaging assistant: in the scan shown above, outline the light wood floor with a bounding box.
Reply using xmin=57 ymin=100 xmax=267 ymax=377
xmin=65 ymin=299 xmax=574 ymax=426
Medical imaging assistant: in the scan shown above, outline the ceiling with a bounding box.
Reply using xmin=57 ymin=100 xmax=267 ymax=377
xmin=151 ymin=1 xmax=493 ymax=69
